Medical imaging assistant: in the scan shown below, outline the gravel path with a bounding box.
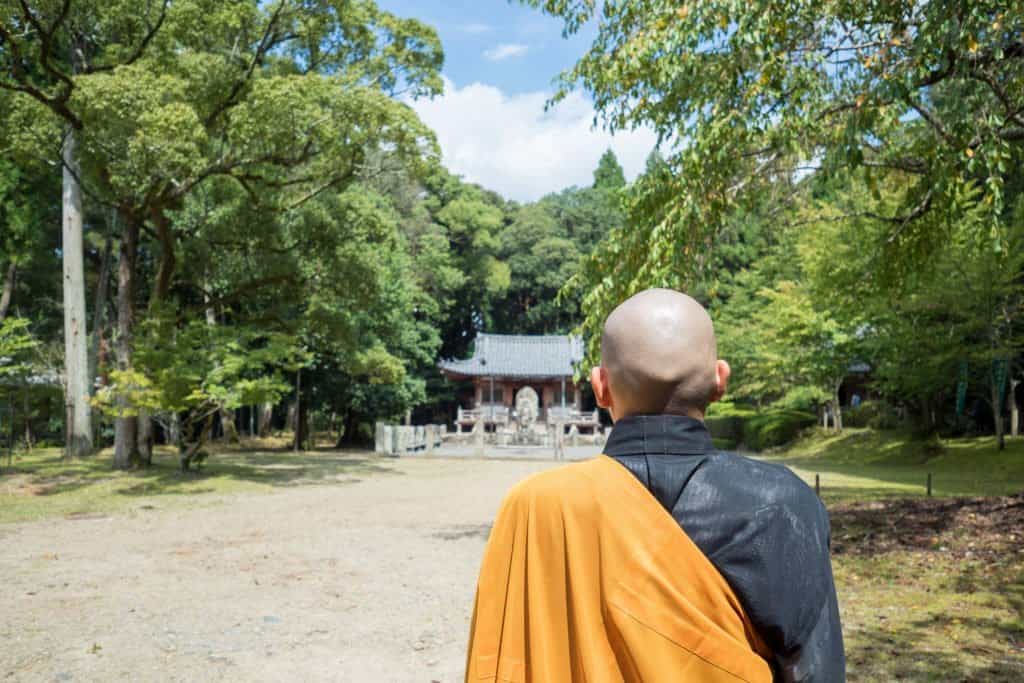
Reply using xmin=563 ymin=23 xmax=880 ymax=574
xmin=0 ymin=456 xmax=562 ymax=682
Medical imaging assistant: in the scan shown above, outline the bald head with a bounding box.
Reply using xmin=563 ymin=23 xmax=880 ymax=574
xmin=593 ymin=289 xmax=727 ymax=420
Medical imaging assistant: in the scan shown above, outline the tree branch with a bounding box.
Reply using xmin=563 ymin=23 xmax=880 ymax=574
xmin=202 ymin=0 xmax=291 ymax=128
xmin=85 ymin=0 xmax=171 ymax=73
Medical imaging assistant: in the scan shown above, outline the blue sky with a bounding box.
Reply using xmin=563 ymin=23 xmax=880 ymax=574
xmin=379 ymin=0 xmax=657 ymax=202
xmin=378 ymin=0 xmax=593 ymax=94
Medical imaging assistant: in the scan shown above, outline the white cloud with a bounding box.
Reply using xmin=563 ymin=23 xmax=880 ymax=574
xmin=483 ymin=43 xmax=530 ymax=61
xmin=409 ymin=78 xmax=659 ymax=202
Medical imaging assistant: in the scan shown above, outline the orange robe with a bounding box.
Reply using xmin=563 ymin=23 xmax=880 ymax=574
xmin=465 ymin=455 xmax=773 ymax=683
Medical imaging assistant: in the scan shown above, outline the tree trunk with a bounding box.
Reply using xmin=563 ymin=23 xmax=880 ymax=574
xmin=23 ymin=388 xmax=33 ymax=451
xmin=0 ymin=261 xmax=15 ymax=323
xmin=168 ymin=412 xmax=182 ymax=448
xmin=832 ymin=382 xmax=843 ymax=432
xmin=221 ymin=408 xmax=239 ymax=443
xmin=113 ymin=219 xmax=140 ymax=469
xmin=293 ymin=369 xmax=305 ymax=452
xmin=1011 ymin=380 xmax=1019 ymax=438
xmin=137 ymin=410 xmax=153 ymax=465
xmin=88 ymin=230 xmax=113 ymax=395
xmin=258 ymin=402 xmax=273 ymax=437
xmin=180 ymin=413 xmax=214 ymax=472
xmin=337 ymin=412 xmax=364 ymax=447
xmin=62 ymin=130 xmax=93 ymax=458
xmin=993 ymin=381 xmax=1006 ymax=451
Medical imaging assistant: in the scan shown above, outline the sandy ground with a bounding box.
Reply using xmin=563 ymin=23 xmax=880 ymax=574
xmin=0 ymin=457 xmax=562 ymax=682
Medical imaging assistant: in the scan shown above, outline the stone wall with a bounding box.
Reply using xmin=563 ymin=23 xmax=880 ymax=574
xmin=375 ymin=423 xmax=446 ymax=456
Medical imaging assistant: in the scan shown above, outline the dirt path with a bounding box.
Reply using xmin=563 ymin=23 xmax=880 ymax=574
xmin=0 ymin=457 xmax=559 ymax=682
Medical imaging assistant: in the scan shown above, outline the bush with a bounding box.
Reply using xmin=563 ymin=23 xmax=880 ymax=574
xmin=705 ymin=401 xmax=755 ymax=447
xmin=705 ymin=402 xmax=814 ymax=451
xmin=845 ymin=400 xmax=902 ymax=430
xmin=711 ymin=437 xmax=738 ymax=451
xmin=744 ymin=409 xmax=817 ymax=451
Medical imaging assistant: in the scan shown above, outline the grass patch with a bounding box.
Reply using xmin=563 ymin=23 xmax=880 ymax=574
xmin=767 ymin=427 xmax=1024 ymax=504
xmin=770 ymin=428 xmax=1024 ymax=680
xmin=0 ymin=440 xmax=396 ymax=524
xmin=837 ymin=546 xmax=1023 ymax=681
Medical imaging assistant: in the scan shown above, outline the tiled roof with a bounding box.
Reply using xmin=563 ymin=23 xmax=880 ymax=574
xmin=439 ymin=334 xmax=584 ymax=379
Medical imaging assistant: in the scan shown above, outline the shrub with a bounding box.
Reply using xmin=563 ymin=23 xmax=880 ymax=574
xmin=705 ymin=402 xmax=814 ymax=451
xmin=744 ymin=409 xmax=817 ymax=451
xmin=845 ymin=400 xmax=902 ymax=430
xmin=705 ymin=401 xmax=755 ymax=448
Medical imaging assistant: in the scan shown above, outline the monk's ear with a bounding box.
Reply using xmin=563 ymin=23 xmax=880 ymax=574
xmin=709 ymin=359 xmax=731 ymax=404
xmin=590 ymin=366 xmax=613 ymax=410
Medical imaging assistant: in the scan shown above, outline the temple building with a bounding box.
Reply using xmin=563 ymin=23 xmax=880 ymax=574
xmin=439 ymin=333 xmax=599 ymax=432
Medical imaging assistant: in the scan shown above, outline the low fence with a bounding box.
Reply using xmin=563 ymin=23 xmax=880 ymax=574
xmin=375 ymin=423 xmax=446 ymax=456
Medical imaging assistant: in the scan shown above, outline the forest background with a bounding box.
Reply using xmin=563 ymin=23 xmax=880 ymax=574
xmin=2 ymin=0 xmax=1023 ymax=469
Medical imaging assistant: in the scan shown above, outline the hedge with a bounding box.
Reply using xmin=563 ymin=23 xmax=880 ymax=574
xmin=844 ymin=400 xmax=903 ymax=430
xmin=705 ymin=402 xmax=816 ymax=451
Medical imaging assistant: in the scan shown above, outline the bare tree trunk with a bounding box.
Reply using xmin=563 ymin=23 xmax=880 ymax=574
xmin=832 ymin=382 xmax=843 ymax=432
xmin=137 ymin=410 xmax=153 ymax=465
xmin=180 ymin=413 xmax=214 ymax=472
xmin=1011 ymin=380 xmax=1019 ymax=438
xmin=293 ymin=369 xmax=303 ymax=452
xmin=0 ymin=261 xmax=15 ymax=323
xmin=88 ymin=230 xmax=113 ymax=394
xmin=221 ymin=408 xmax=239 ymax=443
xmin=62 ymin=130 xmax=93 ymax=458
xmin=258 ymin=402 xmax=273 ymax=437
xmin=113 ymin=219 xmax=140 ymax=469
xmin=23 ymin=388 xmax=32 ymax=451
xmin=168 ymin=412 xmax=181 ymax=448
xmin=993 ymin=381 xmax=1006 ymax=451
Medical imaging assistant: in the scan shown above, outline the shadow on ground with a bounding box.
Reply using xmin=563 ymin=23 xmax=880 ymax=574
xmin=849 ymin=613 xmax=1024 ymax=682
xmin=8 ymin=443 xmax=398 ymax=500
xmin=833 ymin=493 xmax=1024 ymax=681
xmin=829 ymin=494 xmax=1024 ymax=558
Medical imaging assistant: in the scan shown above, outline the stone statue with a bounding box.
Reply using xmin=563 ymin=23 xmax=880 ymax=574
xmin=515 ymin=387 xmax=540 ymax=429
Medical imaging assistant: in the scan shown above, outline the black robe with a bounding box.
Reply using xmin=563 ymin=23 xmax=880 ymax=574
xmin=605 ymin=414 xmax=846 ymax=683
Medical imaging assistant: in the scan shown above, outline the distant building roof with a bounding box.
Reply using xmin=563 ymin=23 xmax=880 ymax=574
xmin=439 ymin=333 xmax=584 ymax=380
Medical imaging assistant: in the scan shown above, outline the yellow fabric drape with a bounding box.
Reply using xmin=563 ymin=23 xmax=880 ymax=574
xmin=466 ymin=455 xmax=773 ymax=683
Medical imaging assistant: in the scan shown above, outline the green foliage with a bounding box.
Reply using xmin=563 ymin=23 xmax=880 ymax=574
xmin=0 ymin=317 xmax=38 ymax=380
xmin=845 ymin=401 xmax=904 ymax=430
xmin=744 ymin=409 xmax=818 ymax=451
xmin=592 ymin=148 xmax=626 ymax=190
xmin=704 ymin=401 xmax=751 ymax=448
xmin=94 ymin=317 xmax=304 ymax=420
xmin=705 ymin=401 xmax=815 ymax=451
xmin=528 ymin=0 xmax=1024 ymax=372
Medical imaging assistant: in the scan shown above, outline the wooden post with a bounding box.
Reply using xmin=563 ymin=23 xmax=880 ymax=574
xmin=927 ymin=473 xmax=932 ymax=498
xmin=815 ymin=474 xmax=820 ymax=497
